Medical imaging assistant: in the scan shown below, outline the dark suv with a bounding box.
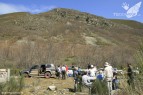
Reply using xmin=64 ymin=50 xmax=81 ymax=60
xmin=20 ymin=64 xmax=56 ymax=78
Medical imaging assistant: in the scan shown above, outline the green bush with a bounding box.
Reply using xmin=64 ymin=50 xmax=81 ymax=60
xmin=91 ymin=80 xmax=108 ymax=95
xmin=133 ymin=43 xmax=143 ymax=94
xmin=122 ymin=43 xmax=143 ymax=95
xmin=0 ymin=76 xmax=24 ymax=92
xmin=11 ymin=69 xmax=21 ymax=76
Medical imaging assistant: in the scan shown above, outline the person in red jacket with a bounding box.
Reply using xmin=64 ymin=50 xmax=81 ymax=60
xmin=66 ymin=65 xmax=68 ymax=72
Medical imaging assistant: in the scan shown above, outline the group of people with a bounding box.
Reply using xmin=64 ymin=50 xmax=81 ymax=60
xmin=56 ymin=65 xmax=68 ymax=79
xmin=77 ymin=62 xmax=131 ymax=95
xmin=81 ymin=62 xmax=119 ymax=94
xmin=79 ymin=62 xmax=135 ymax=93
xmin=55 ymin=64 xmax=82 ymax=79
xmin=55 ymin=62 xmax=135 ymax=94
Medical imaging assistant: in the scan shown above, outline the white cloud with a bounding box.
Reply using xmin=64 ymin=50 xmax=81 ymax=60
xmin=0 ymin=2 xmax=57 ymax=14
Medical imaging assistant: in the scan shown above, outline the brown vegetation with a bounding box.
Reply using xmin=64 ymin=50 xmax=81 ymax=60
xmin=0 ymin=8 xmax=143 ymax=69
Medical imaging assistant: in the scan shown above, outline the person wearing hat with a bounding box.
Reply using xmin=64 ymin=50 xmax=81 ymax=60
xmin=96 ymin=70 xmax=104 ymax=80
xmin=104 ymin=62 xmax=113 ymax=94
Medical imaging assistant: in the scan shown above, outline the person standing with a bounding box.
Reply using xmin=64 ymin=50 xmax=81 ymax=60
xmin=72 ymin=64 xmax=75 ymax=77
xmin=112 ymin=72 xmax=119 ymax=90
xmin=65 ymin=65 xmax=69 ymax=77
xmin=56 ymin=65 xmax=61 ymax=79
xmin=65 ymin=65 xmax=68 ymax=72
xmin=77 ymin=67 xmax=81 ymax=74
xmin=61 ymin=65 xmax=66 ymax=79
xmin=127 ymin=63 xmax=134 ymax=87
xmin=74 ymin=67 xmax=79 ymax=83
xmin=74 ymin=67 xmax=82 ymax=92
xmin=104 ymin=62 xmax=113 ymax=95
xmin=88 ymin=63 xmax=91 ymax=69
xmin=89 ymin=65 xmax=96 ymax=77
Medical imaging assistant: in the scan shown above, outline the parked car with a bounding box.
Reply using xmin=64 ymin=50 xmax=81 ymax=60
xmin=20 ymin=64 xmax=56 ymax=78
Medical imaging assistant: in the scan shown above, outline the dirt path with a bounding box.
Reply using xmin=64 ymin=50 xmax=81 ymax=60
xmin=22 ymin=77 xmax=75 ymax=95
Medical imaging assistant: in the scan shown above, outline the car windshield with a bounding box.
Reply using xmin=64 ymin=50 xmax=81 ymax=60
xmin=31 ymin=65 xmax=39 ymax=69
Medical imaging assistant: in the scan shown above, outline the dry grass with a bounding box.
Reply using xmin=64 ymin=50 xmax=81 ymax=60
xmin=22 ymin=77 xmax=74 ymax=95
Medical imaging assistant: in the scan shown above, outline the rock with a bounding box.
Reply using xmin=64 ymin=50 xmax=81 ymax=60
xmin=48 ymin=86 xmax=57 ymax=91
xmin=54 ymin=91 xmax=57 ymax=93
xmin=63 ymin=89 xmax=69 ymax=92
xmin=35 ymin=86 xmax=41 ymax=91
xmin=44 ymin=90 xmax=49 ymax=94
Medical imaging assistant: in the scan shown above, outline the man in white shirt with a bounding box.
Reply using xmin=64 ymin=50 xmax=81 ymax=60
xmin=104 ymin=62 xmax=113 ymax=94
xmin=82 ymin=71 xmax=96 ymax=87
xmin=89 ymin=65 xmax=97 ymax=77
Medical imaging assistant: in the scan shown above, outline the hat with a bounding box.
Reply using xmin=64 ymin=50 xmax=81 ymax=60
xmin=104 ymin=62 xmax=109 ymax=67
xmin=91 ymin=65 xmax=94 ymax=68
xmin=99 ymin=70 xmax=103 ymax=74
xmin=75 ymin=67 xmax=78 ymax=70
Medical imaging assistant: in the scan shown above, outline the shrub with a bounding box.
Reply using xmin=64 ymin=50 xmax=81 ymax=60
xmin=91 ymin=80 xmax=108 ymax=95
xmin=11 ymin=69 xmax=21 ymax=76
xmin=0 ymin=76 xmax=24 ymax=93
xmin=121 ymin=43 xmax=143 ymax=95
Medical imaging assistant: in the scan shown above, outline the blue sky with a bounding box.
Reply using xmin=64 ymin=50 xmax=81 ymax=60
xmin=0 ymin=0 xmax=143 ymax=23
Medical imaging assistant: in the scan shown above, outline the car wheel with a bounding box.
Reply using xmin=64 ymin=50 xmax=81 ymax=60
xmin=45 ymin=72 xmax=51 ymax=78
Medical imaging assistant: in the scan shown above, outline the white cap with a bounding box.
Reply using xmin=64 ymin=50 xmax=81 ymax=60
xmin=91 ymin=65 xmax=94 ymax=68
xmin=104 ymin=62 xmax=109 ymax=67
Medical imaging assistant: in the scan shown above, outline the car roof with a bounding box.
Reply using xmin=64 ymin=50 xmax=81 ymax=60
xmin=40 ymin=63 xmax=53 ymax=65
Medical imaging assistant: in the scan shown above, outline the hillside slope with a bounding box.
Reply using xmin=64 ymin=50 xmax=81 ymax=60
xmin=0 ymin=8 xmax=143 ymax=67
xmin=110 ymin=19 xmax=143 ymax=29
